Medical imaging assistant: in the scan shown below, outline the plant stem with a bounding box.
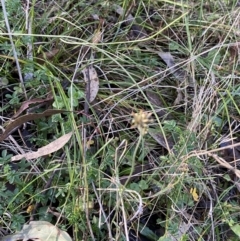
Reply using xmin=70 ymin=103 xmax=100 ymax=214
xmin=124 ymin=134 xmax=143 ymax=187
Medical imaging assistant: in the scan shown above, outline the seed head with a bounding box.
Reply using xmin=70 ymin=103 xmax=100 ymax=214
xmin=131 ymin=110 xmax=152 ymax=135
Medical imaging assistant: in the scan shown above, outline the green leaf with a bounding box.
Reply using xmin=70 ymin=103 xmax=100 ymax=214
xmin=129 ymin=183 xmax=141 ymax=192
xmin=230 ymin=224 xmax=240 ymax=238
xmin=138 ymin=180 xmax=148 ymax=190
xmin=53 ymin=96 xmax=66 ymax=109
xmin=140 ymin=225 xmax=159 ymax=240
xmin=158 ymin=236 xmax=173 ymax=241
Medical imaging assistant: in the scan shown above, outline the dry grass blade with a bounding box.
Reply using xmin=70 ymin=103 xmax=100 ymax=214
xmin=208 ymin=153 xmax=240 ymax=178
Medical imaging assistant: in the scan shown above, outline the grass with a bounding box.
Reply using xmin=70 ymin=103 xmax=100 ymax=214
xmin=0 ymin=0 xmax=240 ymax=240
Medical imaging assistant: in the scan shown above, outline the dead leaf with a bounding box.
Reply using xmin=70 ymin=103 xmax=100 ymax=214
xmin=149 ymin=130 xmax=175 ymax=152
xmin=91 ymin=18 xmax=104 ymax=44
xmin=174 ymin=88 xmax=184 ymax=105
xmin=1 ymin=220 xmax=72 ymax=241
xmin=86 ymin=139 xmax=94 ymax=149
xmin=13 ymin=97 xmax=54 ymax=119
xmin=92 ymin=30 xmax=102 ymax=44
xmin=11 ymin=132 xmax=73 ymax=161
xmin=228 ymin=43 xmax=239 ymax=62
xmin=0 ymin=109 xmax=68 ymax=142
xmin=146 ymin=90 xmax=174 ymax=119
xmin=82 ymin=65 xmax=99 ymax=103
xmin=157 ymin=52 xmax=187 ymax=81
xmin=37 ymin=48 xmax=60 ymax=64
xmin=113 ymin=4 xmax=147 ymax=40
xmin=129 ymin=24 xmax=148 ymax=40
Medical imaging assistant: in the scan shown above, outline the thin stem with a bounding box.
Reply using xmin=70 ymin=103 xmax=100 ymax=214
xmin=1 ymin=0 xmax=27 ymax=99
xmin=124 ymin=134 xmax=143 ymax=186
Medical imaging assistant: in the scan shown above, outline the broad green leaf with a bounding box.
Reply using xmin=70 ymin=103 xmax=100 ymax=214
xmin=140 ymin=225 xmax=159 ymax=240
xmin=230 ymin=224 xmax=240 ymax=238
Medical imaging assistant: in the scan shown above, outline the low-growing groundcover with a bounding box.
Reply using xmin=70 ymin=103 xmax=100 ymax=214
xmin=0 ymin=0 xmax=240 ymax=240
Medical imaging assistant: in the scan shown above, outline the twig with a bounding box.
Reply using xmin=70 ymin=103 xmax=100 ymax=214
xmin=183 ymin=141 xmax=240 ymax=161
xmin=84 ymin=63 xmax=91 ymax=114
xmin=24 ymin=0 xmax=34 ymax=81
xmin=208 ymin=153 xmax=240 ymax=178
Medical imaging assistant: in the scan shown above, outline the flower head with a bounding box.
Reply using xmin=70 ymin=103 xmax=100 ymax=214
xmin=131 ymin=110 xmax=152 ymax=135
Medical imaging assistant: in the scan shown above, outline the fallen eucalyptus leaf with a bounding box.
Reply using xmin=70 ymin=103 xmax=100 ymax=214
xmin=1 ymin=221 xmax=72 ymax=241
xmin=37 ymin=48 xmax=60 ymax=65
xmin=11 ymin=132 xmax=73 ymax=161
xmin=13 ymin=97 xmax=54 ymax=119
xmin=0 ymin=109 xmax=68 ymax=142
xmin=82 ymin=65 xmax=99 ymax=103
xmin=157 ymin=52 xmax=186 ymax=81
xmin=149 ymin=129 xmax=174 ymax=151
xmin=146 ymin=90 xmax=173 ymax=119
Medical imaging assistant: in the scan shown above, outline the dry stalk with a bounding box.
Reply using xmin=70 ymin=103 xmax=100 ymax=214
xmin=207 ymin=153 xmax=240 ymax=178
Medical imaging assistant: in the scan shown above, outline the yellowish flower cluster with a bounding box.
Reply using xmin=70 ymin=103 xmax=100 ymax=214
xmin=131 ymin=110 xmax=152 ymax=135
